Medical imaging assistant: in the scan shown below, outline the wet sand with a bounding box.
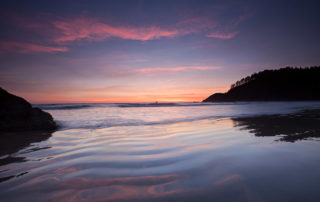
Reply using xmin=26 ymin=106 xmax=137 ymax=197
xmin=1 ymin=108 xmax=320 ymax=201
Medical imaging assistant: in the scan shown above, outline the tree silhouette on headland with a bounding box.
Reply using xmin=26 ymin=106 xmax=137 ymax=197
xmin=203 ymin=66 xmax=320 ymax=102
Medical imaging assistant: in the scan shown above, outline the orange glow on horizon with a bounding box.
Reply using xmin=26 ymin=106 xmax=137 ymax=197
xmin=14 ymin=86 xmax=229 ymax=104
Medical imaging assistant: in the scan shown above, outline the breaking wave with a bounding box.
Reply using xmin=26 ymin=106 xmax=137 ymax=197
xmin=35 ymin=101 xmax=320 ymax=130
xmin=34 ymin=104 xmax=93 ymax=110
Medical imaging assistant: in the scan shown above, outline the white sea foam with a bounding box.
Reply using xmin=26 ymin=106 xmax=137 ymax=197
xmin=35 ymin=102 xmax=320 ymax=130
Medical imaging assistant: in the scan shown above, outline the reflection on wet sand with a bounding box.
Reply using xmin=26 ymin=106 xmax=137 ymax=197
xmin=8 ymin=171 xmax=259 ymax=202
xmin=232 ymin=109 xmax=320 ymax=142
xmin=0 ymin=131 xmax=53 ymax=156
xmin=12 ymin=174 xmax=186 ymax=201
xmin=0 ymin=118 xmax=254 ymax=201
xmin=0 ymin=131 xmax=53 ymax=182
xmin=2 ymin=109 xmax=320 ymax=201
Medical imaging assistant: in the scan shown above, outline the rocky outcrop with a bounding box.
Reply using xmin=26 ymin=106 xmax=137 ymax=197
xmin=203 ymin=66 xmax=320 ymax=102
xmin=232 ymin=109 xmax=320 ymax=142
xmin=0 ymin=87 xmax=57 ymax=131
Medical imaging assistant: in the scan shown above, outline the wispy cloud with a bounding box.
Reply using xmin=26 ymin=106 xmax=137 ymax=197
xmin=136 ymin=66 xmax=221 ymax=73
xmin=50 ymin=11 xmax=251 ymax=43
xmin=1 ymin=10 xmax=251 ymax=54
xmin=52 ymin=16 xmax=247 ymax=43
xmin=0 ymin=41 xmax=68 ymax=53
xmin=52 ymin=17 xmax=187 ymax=43
xmin=206 ymin=11 xmax=253 ymax=40
xmin=207 ymin=31 xmax=239 ymax=39
xmin=214 ymin=174 xmax=243 ymax=186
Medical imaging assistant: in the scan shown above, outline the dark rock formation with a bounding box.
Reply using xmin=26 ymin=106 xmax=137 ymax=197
xmin=203 ymin=66 xmax=320 ymax=102
xmin=0 ymin=130 xmax=52 ymax=156
xmin=0 ymin=87 xmax=57 ymax=131
xmin=232 ymin=109 xmax=320 ymax=142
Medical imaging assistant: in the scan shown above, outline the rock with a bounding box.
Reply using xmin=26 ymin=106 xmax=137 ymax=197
xmin=0 ymin=87 xmax=57 ymax=131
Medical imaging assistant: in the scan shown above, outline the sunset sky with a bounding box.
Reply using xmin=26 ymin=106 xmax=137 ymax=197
xmin=1 ymin=0 xmax=320 ymax=103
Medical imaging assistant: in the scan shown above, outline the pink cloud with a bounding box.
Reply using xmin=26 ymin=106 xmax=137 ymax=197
xmin=214 ymin=174 xmax=243 ymax=185
xmin=207 ymin=31 xmax=239 ymax=39
xmin=3 ymin=9 xmax=252 ymax=49
xmin=0 ymin=41 xmax=68 ymax=53
xmin=52 ymin=17 xmax=185 ymax=43
xmin=5 ymin=14 xmax=248 ymax=46
xmin=136 ymin=66 xmax=221 ymax=73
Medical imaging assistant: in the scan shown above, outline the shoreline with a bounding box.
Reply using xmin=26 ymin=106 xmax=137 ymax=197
xmin=1 ymin=106 xmax=320 ymax=201
xmin=2 ymin=107 xmax=320 ymax=157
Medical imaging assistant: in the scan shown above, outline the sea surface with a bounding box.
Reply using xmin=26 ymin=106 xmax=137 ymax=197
xmin=1 ymin=102 xmax=320 ymax=201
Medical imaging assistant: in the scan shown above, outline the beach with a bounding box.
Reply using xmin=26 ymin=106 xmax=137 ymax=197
xmin=1 ymin=102 xmax=320 ymax=201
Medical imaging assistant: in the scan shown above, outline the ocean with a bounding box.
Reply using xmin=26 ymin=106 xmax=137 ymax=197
xmin=1 ymin=102 xmax=320 ymax=201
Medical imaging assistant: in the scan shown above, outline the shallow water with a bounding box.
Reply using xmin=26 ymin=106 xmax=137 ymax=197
xmin=1 ymin=102 xmax=320 ymax=201
xmin=36 ymin=101 xmax=320 ymax=129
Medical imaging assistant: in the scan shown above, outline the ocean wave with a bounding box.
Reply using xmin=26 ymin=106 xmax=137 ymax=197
xmin=118 ymin=103 xmax=179 ymax=107
xmin=117 ymin=102 xmax=247 ymax=108
xmin=55 ymin=112 xmax=286 ymax=130
xmin=45 ymin=101 xmax=320 ymax=130
xmin=34 ymin=104 xmax=93 ymax=110
xmin=55 ymin=115 xmax=223 ymax=130
xmin=34 ymin=102 xmax=251 ymax=110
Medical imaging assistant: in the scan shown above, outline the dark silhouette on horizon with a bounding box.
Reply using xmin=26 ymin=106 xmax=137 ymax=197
xmin=0 ymin=87 xmax=57 ymax=131
xmin=203 ymin=66 xmax=320 ymax=102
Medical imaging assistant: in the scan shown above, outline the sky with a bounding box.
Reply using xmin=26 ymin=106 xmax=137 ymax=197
xmin=0 ymin=0 xmax=320 ymax=103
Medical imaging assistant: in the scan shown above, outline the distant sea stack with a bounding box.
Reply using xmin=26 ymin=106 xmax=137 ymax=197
xmin=0 ymin=87 xmax=57 ymax=131
xmin=203 ymin=67 xmax=320 ymax=102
